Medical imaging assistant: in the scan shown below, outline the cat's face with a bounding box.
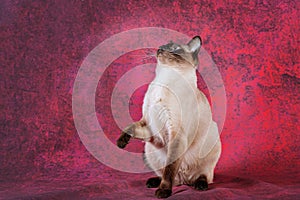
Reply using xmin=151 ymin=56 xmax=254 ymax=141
xmin=157 ymin=36 xmax=202 ymax=68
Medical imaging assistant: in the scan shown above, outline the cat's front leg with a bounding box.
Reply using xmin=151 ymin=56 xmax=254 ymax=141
xmin=155 ymin=131 xmax=187 ymax=198
xmin=155 ymin=161 xmax=179 ymax=198
xmin=117 ymin=120 xmax=153 ymax=149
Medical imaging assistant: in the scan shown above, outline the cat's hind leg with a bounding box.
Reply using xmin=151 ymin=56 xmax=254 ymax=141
xmin=191 ymin=139 xmax=221 ymax=191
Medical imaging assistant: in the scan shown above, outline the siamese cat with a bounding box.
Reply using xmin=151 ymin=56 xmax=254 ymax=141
xmin=117 ymin=36 xmax=221 ymax=198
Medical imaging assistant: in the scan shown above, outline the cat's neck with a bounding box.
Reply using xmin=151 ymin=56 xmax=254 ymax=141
xmin=153 ymin=63 xmax=197 ymax=88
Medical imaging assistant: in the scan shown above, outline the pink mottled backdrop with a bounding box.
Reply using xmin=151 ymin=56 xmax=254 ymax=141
xmin=1 ymin=0 xmax=299 ymax=199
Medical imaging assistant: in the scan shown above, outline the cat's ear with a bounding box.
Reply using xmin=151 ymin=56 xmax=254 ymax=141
xmin=187 ymin=36 xmax=202 ymax=53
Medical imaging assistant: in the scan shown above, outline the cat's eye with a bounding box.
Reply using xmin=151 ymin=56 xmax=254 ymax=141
xmin=172 ymin=47 xmax=184 ymax=55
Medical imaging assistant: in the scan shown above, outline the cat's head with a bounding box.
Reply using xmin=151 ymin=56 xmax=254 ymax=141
xmin=157 ymin=36 xmax=202 ymax=68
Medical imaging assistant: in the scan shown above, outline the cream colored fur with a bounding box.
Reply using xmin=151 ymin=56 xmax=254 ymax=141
xmin=118 ymin=37 xmax=221 ymax=190
xmin=142 ymin=61 xmax=221 ymax=185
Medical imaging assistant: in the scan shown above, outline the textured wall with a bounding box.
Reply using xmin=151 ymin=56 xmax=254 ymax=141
xmin=1 ymin=0 xmax=299 ymax=198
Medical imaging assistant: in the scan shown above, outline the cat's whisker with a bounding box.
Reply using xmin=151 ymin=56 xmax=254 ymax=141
xmin=129 ymin=53 xmax=156 ymax=58
xmin=126 ymin=53 xmax=157 ymax=62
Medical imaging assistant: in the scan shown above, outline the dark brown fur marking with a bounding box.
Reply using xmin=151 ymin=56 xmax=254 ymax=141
xmin=148 ymin=136 xmax=165 ymax=148
xmin=116 ymin=132 xmax=131 ymax=149
xmin=140 ymin=121 xmax=147 ymax=127
xmin=116 ymin=123 xmax=136 ymax=148
xmin=146 ymin=177 xmax=162 ymax=188
xmin=155 ymin=160 xmax=180 ymax=198
xmin=155 ymin=188 xmax=172 ymax=199
xmin=193 ymin=175 xmax=208 ymax=191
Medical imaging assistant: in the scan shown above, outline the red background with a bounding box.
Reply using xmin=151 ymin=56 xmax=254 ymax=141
xmin=1 ymin=0 xmax=299 ymax=199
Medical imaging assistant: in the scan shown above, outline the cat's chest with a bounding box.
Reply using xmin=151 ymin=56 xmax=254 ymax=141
xmin=142 ymin=83 xmax=174 ymax=113
xmin=143 ymin=76 xmax=197 ymax=111
xmin=142 ymin=80 xmax=194 ymax=126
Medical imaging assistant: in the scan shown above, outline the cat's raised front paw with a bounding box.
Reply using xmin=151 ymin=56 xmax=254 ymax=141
xmin=116 ymin=133 xmax=131 ymax=149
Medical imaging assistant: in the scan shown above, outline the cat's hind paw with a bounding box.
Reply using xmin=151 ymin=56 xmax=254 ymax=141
xmin=146 ymin=177 xmax=161 ymax=188
xmin=193 ymin=175 xmax=208 ymax=191
xmin=155 ymin=188 xmax=172 ymax=199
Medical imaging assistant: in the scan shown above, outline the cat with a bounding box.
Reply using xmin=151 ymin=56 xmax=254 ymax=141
xmin=117 ymin=36 xmax=221 ymax=198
